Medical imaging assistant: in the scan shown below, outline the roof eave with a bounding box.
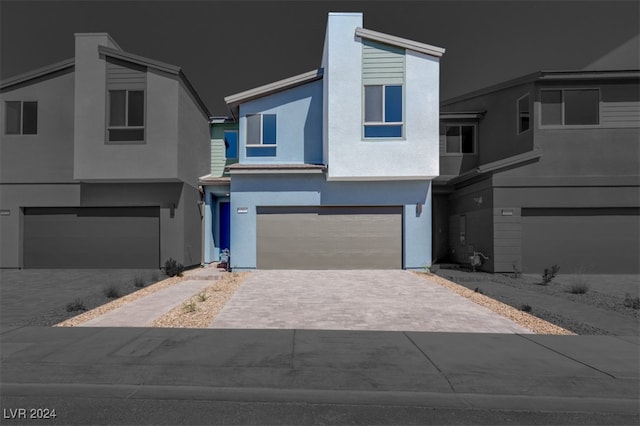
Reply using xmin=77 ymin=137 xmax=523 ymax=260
xmin=224 ymin=68 xmax=324 ymax=119
xmin=0 ymin=58 xmax=75 ymax=90
xmin=355 ymin=27 xmax=445 ymax=58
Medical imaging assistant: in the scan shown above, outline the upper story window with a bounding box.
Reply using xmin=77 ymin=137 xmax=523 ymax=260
xmin=5 ymin=101 xmax=37 ymax=135
xmin=364 ymin=84 xmax=403 ymax=138
xmin=517 ymin=94 xmax=530 ymax=133
xmin=540 ymin=88 xmax=599 ymax=126
xmin=246 ymin=113 xmax=276 ymax=157
xmin=224 ymin=130 xmax=238 ymax=160
xmin=441 ymin=124 xmax=476 ymax=154
xmin=108 ymin=90 xmax=145 ymax=142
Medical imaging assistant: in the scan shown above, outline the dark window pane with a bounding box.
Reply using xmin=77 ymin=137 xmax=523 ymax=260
xmin=461 ymin=126 xmax=474 ymax=153
xmin=128 ymin=91 xmax=144 ymax=126
xmin=263 ymin=114 xmax=277 ymax=144
xmin=247 ymin=146 xmax=276 ymax=157
xmin=364 ymin=85 xmax=382 ymax=122
xmin=246 ymin=114 xmax=261 ymax=145
xmin=565 ymin=89 xmax=599 ymax=125
xmin=22 ymin=101 xmax=38 ymax=134
xmin=109 ymin=91 xmax=126 ymax=126
xmin=108 ymin=128 xmax=144 ymax=141
xmin=540 ymin=90 xmax=562 ymax=125
xmin=518 ymin=95 xmax=530 ymax=132
xmin=384 ymin=85 xmax=402 ymax=122
xmin=224 ymin=130 xmax=238 ymax=159
xmin=364 ymin=124 xmax=402 ymax=138
xmin=5 ymin=101 xmax=21 ymax=134
xmin=445 ymin=126 xmax=460 ymax=153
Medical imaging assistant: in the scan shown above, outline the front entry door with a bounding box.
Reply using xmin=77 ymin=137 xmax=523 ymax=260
xmin=219 ymin=201 xmax=231 ymax=251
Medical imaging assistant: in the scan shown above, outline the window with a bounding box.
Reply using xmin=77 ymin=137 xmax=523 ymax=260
xmin=441 ymin=125 xmax=475 ymax=154
xmin=364 ymin=84 xmax=403 ymax=138
xmin=108 ymin=90 xmax=145 ymax=142
xmin=246 ymin=113 xmax=276 ymax=157
xmin=5 ymin=101 xmax=37 ymax=135
xmin=540 ymin=88 xmax=599 ymax=126
xmin=517 ymin=94 xmax=530 ymax=133
xmin=224 ymin=130 xmax=238 ymax=159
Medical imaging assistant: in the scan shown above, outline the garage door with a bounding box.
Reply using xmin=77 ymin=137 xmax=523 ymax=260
xmin=23 ymin=207 xmax=160 ymax=268
xmin=522 ymin=208 xmax=639 ymax=273
xmin=257 ymin=206 xmax=402 ymax=269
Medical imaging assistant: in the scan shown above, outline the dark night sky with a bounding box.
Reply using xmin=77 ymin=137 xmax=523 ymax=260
xmin=1 ymin=0 xmax=638 ymax=115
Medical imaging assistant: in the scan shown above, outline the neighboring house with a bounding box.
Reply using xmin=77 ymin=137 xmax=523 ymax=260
xmin=434 ymin=69 xmax=640 ymax=274
xmin=201 ymin=12 xmax=444 ymax=270
xmin=0 ymin=33 xmax=210 ymax=269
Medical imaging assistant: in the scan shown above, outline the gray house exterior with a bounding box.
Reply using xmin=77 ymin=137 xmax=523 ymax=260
xmin=434 ymin=69 xmax=640 ymax=274
xmin=0 ymin=33 xmax=210 ymax=269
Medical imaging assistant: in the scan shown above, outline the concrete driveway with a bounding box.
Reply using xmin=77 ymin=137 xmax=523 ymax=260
xmin=0 ymin=269 xmax=159 ymax=326
xmin=212 ymin=270 xmax=531 ymax=333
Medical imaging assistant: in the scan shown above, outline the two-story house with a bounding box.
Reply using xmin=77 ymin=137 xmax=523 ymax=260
xmin=434 ymin=69 xmax=640 ymax=274
xmin=201 ymin=12 xmax=444 ymax=270
xmin=0 ymin=33 xmax=211 ymax=269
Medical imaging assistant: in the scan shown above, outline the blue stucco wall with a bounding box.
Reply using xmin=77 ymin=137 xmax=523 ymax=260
xmin=230 ymin=173 xmax=432 ymax=270
xmin=238 ymin=80 xmax=323 ymax=164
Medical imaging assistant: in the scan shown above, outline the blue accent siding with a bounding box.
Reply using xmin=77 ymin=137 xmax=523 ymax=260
xmin=230 ymin=174 xmax=432 ymax=270
xmin=239 ymin=80 xmax=323 ymax=164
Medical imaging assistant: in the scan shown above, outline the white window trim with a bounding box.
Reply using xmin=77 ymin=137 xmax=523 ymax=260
xmin=106 ymin=89 xmax=146 ymax=144
xmin=362 ymin=84 xmax=405 ymax=140
xmin=517 ymin=93 xmax=531 ymax=135
xmin=245 ymin=113 xmax=277 ymax=147
xmin=441 ymin=123 xmax=478 ymax=156
xmin=538 ymin=87 xmax=601 ymax=129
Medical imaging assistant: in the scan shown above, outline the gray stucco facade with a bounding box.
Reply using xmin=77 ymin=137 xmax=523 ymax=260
xmin=0 ymin=33 xmax=210 ymax=269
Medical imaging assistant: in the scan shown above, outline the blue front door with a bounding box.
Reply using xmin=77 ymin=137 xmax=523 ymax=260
xmin=219 ymin=201 xmax=230 ymax=251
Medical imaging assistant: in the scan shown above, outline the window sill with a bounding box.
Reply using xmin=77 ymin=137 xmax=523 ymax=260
xmin=539 ymin=124 xmax=601 ymax=130
xmin=245 ymin=144 xmax=278 ymax=148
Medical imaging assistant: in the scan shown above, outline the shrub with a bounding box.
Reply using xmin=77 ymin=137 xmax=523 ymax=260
xmin=197 ymin=292 xmax=209 ymax=302
xmin=541 ymin=264 xmax=560 ymax=285
xmin=134 ymin=275 xmax=146 ymax=288
xmin=520 ymin=304 xmax=532 ymax=312
xmin=568 ymin=282 xmax=590 ymax=294
xmin=624 ymin=293 xmax=640 ymax=309
xmin=512 ymin=262 xmax=522 ymax=279
xmin=103 ymin=285 xmax=121 ymax=299
xmin=183 ymin=301 xmax=197 ymax=313
xmin=163 ymin=258 xmax=184 ymax=277
xmin=66 ymin=299 xmax=86 ymax=312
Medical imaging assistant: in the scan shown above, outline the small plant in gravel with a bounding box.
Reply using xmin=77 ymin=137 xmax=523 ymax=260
xmin=197 ymin=292 xmax=209 ymax=302
xmin=520 ymin=304 xmax=532 ymax=312
xmin=568 ymin=282 xmax=590 ymax=294
xmin=624 ymin=293 xmax=640 ymax=309
xmin=134 ymin=275 xmax=146 ymax=288
xmin=163 ymin=258 xmax=184 ymax=277
xmin=511 ymin=262 xmax=522 ymax=279
xmin=66 ymin=299 xmax=86 ymax=312
xmin=541 ymin=264 xmax=560 ymax=285
xmin=103 ymin=284 xmax=121 ymax=299
xmin=183 ymin=301 xmax=197 ymax=313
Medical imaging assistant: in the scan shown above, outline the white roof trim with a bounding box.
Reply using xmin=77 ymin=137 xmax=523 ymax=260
xmin=224 ymin=69 xmax=324 ymax=106
xmin=355 ymin=27 xmax=445 ymax=58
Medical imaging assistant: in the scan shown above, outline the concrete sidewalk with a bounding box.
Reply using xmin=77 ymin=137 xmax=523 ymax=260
xmin=1 ymin=326 xmax=638 ymax=421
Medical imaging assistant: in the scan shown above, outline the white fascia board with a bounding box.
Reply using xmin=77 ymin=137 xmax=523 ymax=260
xmin=355 ymin=27 xmax=445 ymax=58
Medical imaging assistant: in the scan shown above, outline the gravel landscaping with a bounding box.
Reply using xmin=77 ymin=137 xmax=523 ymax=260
xmin=434 ymin=268 xmax=640 ymax=335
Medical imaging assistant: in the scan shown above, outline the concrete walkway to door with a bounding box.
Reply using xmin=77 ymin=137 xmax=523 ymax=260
xmin=211 ymin=270 xmax=531 ymax=333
